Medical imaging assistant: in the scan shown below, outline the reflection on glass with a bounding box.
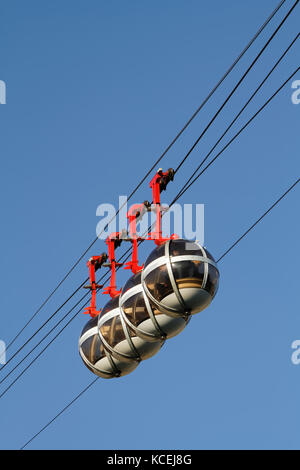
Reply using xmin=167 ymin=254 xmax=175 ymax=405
xmin=81 ymin=334 xmax=106 ymax=365
xmin=80 ymin=317 xmax=97 ymax=337
xmin=172 ymin=260 xmax=205 ymax=290
xmin=169 ymin=239 xmax=200 ymax=256
xmin=122 ymin=272 xmax=142 ymax=295
xmin=145 ymin=265 xmax=173 ymax=302
xmin=144 ymin=243 xmax=166 ymax=268
xmin=101 ymin=296 xmax=119 ymax=316
xmin=122 ymin=292 xmax=150 ymax=327
xmin=100 ymin=313 xmax=135 ymax=349
xmin=205 ymin=265 xmax=219 ymax=297
xmin=80 ymin=317 xmax=106 ymax=365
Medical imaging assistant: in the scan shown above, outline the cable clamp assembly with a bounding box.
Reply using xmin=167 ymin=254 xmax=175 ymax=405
xmin=83 ymin=168 xmax=176 ymax=309
xmin=123 ymin=202 xmax=150 ymax=274
xmin=83 ymin=253 xmax=108 ymax=318
xmin=102 ymin=232 xmax=125 ymax=298
xmin=147 ymin=168 xmax=178 ymax=245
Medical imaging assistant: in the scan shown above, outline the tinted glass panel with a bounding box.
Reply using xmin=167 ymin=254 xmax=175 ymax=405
xmin=122 ymin=272 xmax=142 ymax=295
xmin=145 ymin=265 xmax=173 ymax=302
xmin=169 ymin=239 xmax=216 ymax=263
xmin=172 ymin=260 xmax=205 ymax=288
xmin=100 ymin=314 xmax=134 ymax=348
xmin=151 ymin=302 xmax=163 ymax=317
xmin=100 ymin=295 xmax=120 ymax=317
xmin=169 ymin=239 xmax=201 ymax=256
xmin=122 ymin=292 xmax=150 ymax=327
xmin=144 ymin=243 xmax=166 ymax=268
xmin=81 ymin=334 xmax=106 ymax=365
xmin=204 ymin=265 xmax=219 ymax=297
xmin=81 ymin=316 xmax=98 ymax=337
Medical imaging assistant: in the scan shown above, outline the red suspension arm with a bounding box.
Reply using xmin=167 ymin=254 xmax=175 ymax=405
xmin=83 ymin=253 xmax=107 ymax=318
xmin=102 ymin=232 xmax=124 ymax=298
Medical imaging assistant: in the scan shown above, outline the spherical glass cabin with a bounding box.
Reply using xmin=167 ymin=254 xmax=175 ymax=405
xmin=142 ymin=239 xmax=219 ymax=317
xmin=120 ymin=272 xmax=189 ymax=340
xmin=79 ymin=316 xmax=138 ymax=379
xmin=98 ymin=295 xmax=163 ymax=363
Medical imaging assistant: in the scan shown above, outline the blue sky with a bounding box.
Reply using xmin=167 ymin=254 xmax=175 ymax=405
xmin=0 ymin=0 xmax=299 ymax=450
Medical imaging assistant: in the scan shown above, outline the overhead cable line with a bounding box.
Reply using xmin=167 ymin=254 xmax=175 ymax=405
xmin=2 ymin=58 xmax=298 ymax=391
xmin=173 ymin=0 xmax=299 ymax=176
xmin=170 ymin=66 xmax=300 ymax=205
xmin=216 ymin=178 xmax=300 ymax=262
xmin=20 ymin=176 xmax=299 ymax=450
xmin=0 ymin=250 xmax=136 ymax=392
xmin=5 ymin=0 xmax=288 ymax=352
xmin=173 ymin=32 xmax=299 ymax=202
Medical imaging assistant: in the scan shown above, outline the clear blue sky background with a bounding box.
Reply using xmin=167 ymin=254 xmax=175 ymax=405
xmin=0 ymin=0 xmax=299 ymax=450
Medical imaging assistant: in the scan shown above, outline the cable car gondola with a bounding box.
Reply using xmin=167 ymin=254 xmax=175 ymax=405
xmin=79 ymin=170 xmax=220 ymax=379
xmin=142 ymin=239 xmax=219 ymax=318
xmin=79 ymin=316 xmax=138 ymax=379
xmin=98 ymin=295 xmax=163 ymax=364
xmin=120 ymin=271 xmax=189 ymax=341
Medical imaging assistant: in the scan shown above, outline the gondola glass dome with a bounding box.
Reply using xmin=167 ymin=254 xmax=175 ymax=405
xmin=142 ymin=239 xmax=219 ymax=317
xmin=120 ymin=271 xmax=189 ymax=340
xmin=98 ymin=295 xmax=162 ymax=363
xmin=79 ymin=316 xmax=137 ymax=379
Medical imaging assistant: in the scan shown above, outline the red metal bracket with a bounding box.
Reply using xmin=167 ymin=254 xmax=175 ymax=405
xmin=147 ymin=168 xmax=177 ymax=245
xmin=82 ymin=168 xmax=176 ymax=316
xmin=83 ymin=253 xmax=107 ymax=318
xmin=124 ymin=202 xmax=149 ymax=274
xmin=102 ymin=232 xmax=124 ymax=298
